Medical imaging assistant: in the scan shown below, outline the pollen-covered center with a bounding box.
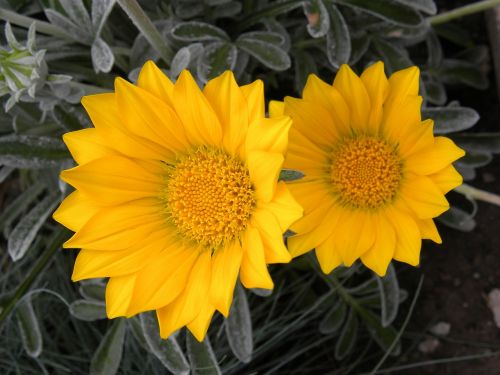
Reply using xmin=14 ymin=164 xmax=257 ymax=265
xmin=165 ymin=148 xmax=255 ymax=248
xmin=330 ymin=137 xmax=403 ymax=209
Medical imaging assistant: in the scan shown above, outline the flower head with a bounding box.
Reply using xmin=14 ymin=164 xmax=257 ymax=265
xmin=54 ymin=61 xmax=302 ymax=340
xmin=271 ymin=62 xmax=464 ymax=276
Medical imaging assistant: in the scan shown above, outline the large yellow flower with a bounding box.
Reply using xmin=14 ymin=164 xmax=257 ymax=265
xmin=271 ymin=62 xmax=464 ymax=276
xmin=53 ymin=61 xmax=302 ymax=341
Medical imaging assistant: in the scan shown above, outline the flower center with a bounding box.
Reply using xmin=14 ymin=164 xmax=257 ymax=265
xmin=164 ymin=147 xmax=255 ymax=248
xmin=329 ymin=137 xmax=402 ymax=209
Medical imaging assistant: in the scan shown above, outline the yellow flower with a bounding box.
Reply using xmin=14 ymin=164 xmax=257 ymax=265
xmin=271 ymin=62 xmax=464 ymax=277
xmin=53 ymin=61 xmax=302 ymax=341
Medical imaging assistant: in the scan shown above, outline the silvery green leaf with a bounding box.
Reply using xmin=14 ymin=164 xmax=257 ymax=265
xmin=176 ymin=3 xmax=204 ymax=19
xmin=372 ymin=38 xmax=412 ymax=74
xmin=394 ymin=0 xmax=437 ymax=15
xmin=171 ymin=43 xmax=204 ymax=78
xmin=451 ymin=133 xmax=500 ymax=153
xmin=197 ymin=42 xmax=237 ymax=83
xmin=59 ymin=0 xmax=92 ymax=34
xmin=325 ymin=2 xmax=351 ymax=69
xmin=294 ymin=50 xmax=317 ymax=94
xmin=250 ymin=288 xmax=273 ymax=297
xmin=0 ymin=183 xmax=45 ymax=233
xmin=90 ymin=319 xmax=126 ymax=375
xmin=186 ymin=331 xmax=221 ymax=375
xmin=140 ymin=312 xmax=190 ymax=374
xmin=80 ymin=283 xmax=106 ymax=301
xmin=92 ymin=0 xmax=116 ymax=37
xmin=337 ymin=0 xmax=423 ymax=27
xmin=212 ymin=1 xmax=242 ymax=18
xmin=349 ymin=33 xmax=371 ymax=64
xmin=8 ymin=192 xmax=59 ymax=261
xmin=439 ymin=59 xmax=488 ymax=90
xmin=279 ymin=169 xmax=305 ymax=181
xmin=0 ymin=166 xmax=14 ymax=183
xmin=422 ymin=107 xmax=479 ymax=134
xmin=70 ymin=300 xmax=107 ymax=321
xmin=91 ymin=38 xmax=114 ymax=73
xmin=232 ymin=50 xmax=249 ymax=79
xmin=425 ymin=29 xmax=442 ymax=68
xmin=303 ymin=0 xmax=330 ymax=38
xmin=128 ymin=317 xmax=149 ymax=351
xmin=236 ymin=38 xmax=290 ymax=71
xmin=47 ymin=74 xmax=72 ymax=84
xmin=376 ymin=264 xmax=399 ymax=327
xmin=226 ymin=284 xmax=253 ymax=363
xmin=130 ymin=34 xmax=158 ymax=68
xmin=171 ymin=22 xmax=229 ymax=42
xmin=422 ymin=76 xmax=447 ymax=105
xmin=456 ymin=165 xmax=475 ymax=181
xmin=334 ymin=308 xmax=358 ymax=360
xmin=264 ymin=18 xmax=291 ymax=51
xmin=5 ymin=22 xmax=21 ymax=50
xmin=16 ymin=297 xmax=43 ymax=358
xmin=456 ymin=151 xmax=492 ymax=169
xmin=359 ymin=307 xmax=400 ymax=355
xmin=0 ymin=135 xmax=71 ymax=169
xmin=238 ymin=31 xmax=285 ymax=46
xmin=438 ymin=206 xmax=476 ymax=232
xmin=27 ymin=22 xmax=36 ymax=52
xmin=319 ymin=298 xmax=347 ymax=334
xmin=44 ymin=9 xmax=93 ymax=44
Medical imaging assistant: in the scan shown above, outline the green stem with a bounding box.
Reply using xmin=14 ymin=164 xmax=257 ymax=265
xmin=117 ymin=0 xmax=174 ymax=64
xmin=0 ymin=227 xmax=71 ymax=327
xmin=455 ymin=183 xmax=500 ymax=206
xmin=237 ymin=0 xmax=303 ymax=31
xmin=429 ymin=0 xmax=500 ymax=25
xmin=0 ymin=8 xmax=72 ymax=41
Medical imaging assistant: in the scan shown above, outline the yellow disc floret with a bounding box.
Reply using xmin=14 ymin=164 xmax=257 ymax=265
xmin=165 ymin=147 xmax=255 ymax=248
xmin=330 ymin=137 xmax=402 ymax=209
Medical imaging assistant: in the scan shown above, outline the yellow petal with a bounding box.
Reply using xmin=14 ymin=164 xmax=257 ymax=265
xmin=429 ymin=164 xmax=463 ymax=194
xmin=288 ymin=204 xmax=341 ymax=258
xmin=315 ymin=235 xmax=343 ymax=274
xmin=389 ymin=208 xmax=421 ymax=266
xmin=383 ymin=95 xmax=422 ymax=145
xmin=203 ymin=71 xmax=249 ymax=156
xmin=127 ymin=245 xmax=199 ymax=316
xmin=60 ymin=155 xmax=163 ymax=205
xmin=287 ymin=180 xmax=332 ymax=214
xmin=157 ymin=251 xmax=212 ymax=339
xmin=240 ymin=226 xmax=274 ymax=290
xmin=269 ymin=100 xmax=284 ymax=117
xmin=360 ymin=213 xmax=396 ymax=277
xmin=405 ymin=137 xmax=465 ymax=175
xmin=397 ymin=119 xmax=434 ymax=158
xmin=264 ymin=182 xmax=303 ymax=232
xmin=334 ymin=209 xmax=376 ymax=266
xmin=252 ymin=208 xmax=291 ymax=263
xmin=247 ymin=150 xmax=283 ymax=203
xmin=332 ymin=64 xmax=371 ymax=133
xmin=360 ymin=61 xmax=388 ymax=131
xmin=187 ymin=303 xmax=216 ymax=342
xmin=417 ymin=218 xmax=442 ymax=244
xmin=241 ymin=79 xmax=264 ymax=124
xmin=400 ymin=175 xmax=449 ymax=219
xmin=106 ymin=274 xmax=136 ymax=318
xmin=63 ymin=129 xmax=115 ymax=165
xmin=115 ymin=77 xmax=188 ymax=159
xmin=81 ymin=93 xmax=168 ymax=160
xmin=173 ymin=70 xmax=223 ymax=146
xmin=210 ymin=241 xmax=243 ymax=317
xmin=53 ymin=190 xmax=101 ymax=232
xmin=137 ymin=60 xmax=174 ymax=106
xmin=246 ymin=117 xmax=291 ymax=154
xmin=284 ymin=96 xmax=340 ymax=149
xmin=302 ymin=74 xmax=350 ymax=133
xmin=64 ymin=199 xmax=165 ymax=250
xmin=384 ymin=66 xmax=420 ymax=120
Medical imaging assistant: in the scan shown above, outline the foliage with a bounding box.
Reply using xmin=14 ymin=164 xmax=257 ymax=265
xmin=0 ymin=0 xmax=497 ymax=373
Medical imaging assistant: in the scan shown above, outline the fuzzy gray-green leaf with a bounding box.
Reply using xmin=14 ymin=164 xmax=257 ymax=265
xmin=236 ymin=38 xmax=290 ymax=71
xmin=319 ymin=298 xmax=347 ymax=334
xmin=226 ymin=284 xmax=253 ymax=363
xmin=338 ymin=0 xmax=423 ymax=27
xmin=91 ymin=38 xmax=114 ymax=73
xmin=197 ymin=42 xmax=237 ymax=83
xmin=376 ymin=264 xmax=399 ymax=327
xmin=16 ymin=297 xmax=43 ymax=358
xmin=423 ymin=107 xmax=479 ymax=134
xmin=90 ymin=319 xmax=126 ymax=375
xmin=438 ymin=206 xmax=476 ymax=232
xmin=334 ymin=308 xmax=358 ymax=360
xmin=325 ymin=2 xmax=351 ymax=69
xmin=171 ymin=22 xmax=229 ymax=42
xmin=70 ymin=300 xmax=107 ymax=321
xmin=303 ymin=0 xmax=330 ymax=38
xmin=186 ymin=332 xmax=221 ymax=375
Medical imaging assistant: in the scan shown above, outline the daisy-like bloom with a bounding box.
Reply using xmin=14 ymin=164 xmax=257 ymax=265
xmin=270 ymin=62 xmax=464 ymax=276
xmin=53 ymin=61 xmax=302 ymax=341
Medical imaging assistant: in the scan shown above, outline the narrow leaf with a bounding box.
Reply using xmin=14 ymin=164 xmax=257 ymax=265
xmin=171 ymin=22 xmax=229 ymax=42
xmin=324 ymin=2 xmax=351 ymax=69
xmin=91 ymin=38 xmax=115 ymax=73
xmin=90 ymin=319 xmax=126 ymax=375
xmin=225 ymin=284 xmax=253 ymax=363
xmin=394 ymin=0 xmax=436 ymax=14
xmin=92 ymin=0 xmax=116 ymax=37
xmin=80 ymin=283 xmax=106 ymax=302
xmin=334 ymin=308 xmax=358 ymax=360
xmin=456 ymin=151 xmax=492 ymax=168
xmin=338 ymin=0 xmax=423 ymax=27
xmin=423 ymin=106 xmax=479 ymax=134
xmin=376 ymin=264 xmax=399 ymax=327
xmin=303 ymin=0 xmax=330 ymax=38
xmin=69 ymin=300 xmax=107 ymax=321
xmin=59 ymin=0 xmax=92 ymax=33
xmin=451 ymin=133 xmax=500 ymax=153
xmin=437 ymin=206 xmax=476 ymax=232
xmin=44 ymin=9 xmax=93 ymax=44
xmin=16 ymin=297 xmax=43 ymax=358
xmin=319 ymin=298 xmax=347 ymax=334
xmin=186 ymin=331 xmax=221 ymax=375
xmin=372 ymin=38 xmax=412 ymax=74
xmin=236 ymin=38 xmax=290 ymax=71
xmin=279 ymin=169 xmax=305 ymax=181
xmin=197 ymin=42 xmax=238 ymax=83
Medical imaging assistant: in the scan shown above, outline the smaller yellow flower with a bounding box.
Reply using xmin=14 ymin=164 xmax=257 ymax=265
xmin=271 ymin=62 xmax=465 ymax=276
xmin=53 ymin=61 xmax=302 ymax=341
